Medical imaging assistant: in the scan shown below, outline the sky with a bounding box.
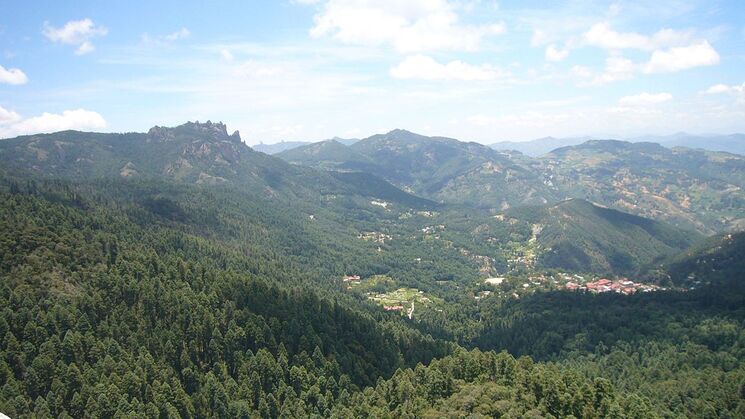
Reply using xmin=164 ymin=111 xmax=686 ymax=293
xmin=1 ymin=0 xmax=744 ymax=144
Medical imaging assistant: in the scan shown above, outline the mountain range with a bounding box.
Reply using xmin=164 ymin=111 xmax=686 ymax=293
xmin=2 ymin=121 xmax=744 ymax=418
xmin=252 ymin=137 xmax=359 ymax=154
xmin=253 ymin=132 xmax=745 ymax=157
xmin=278 ymin=129 xmax=745 ymax=234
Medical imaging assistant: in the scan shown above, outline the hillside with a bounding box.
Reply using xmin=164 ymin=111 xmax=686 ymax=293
xmin=0 ymin=122 xmax=440 ymax=212
xmin=645 ymin=231 xmax=745 ymax=285
xmin=279 ymin=130 xmax=745 ymax=233
xmin=503 ymin=199 xmax=701 ymax=274
xmin=278 ymin=139 xmax=380 ymax=173
xmin=0 ymin=121 xmax=326 ymax=192
xmin=280 ymin=129 xmax=556 ymax=208
xmin=1 ymin=124 xmax=743 ymax=418
xmin=539 ymin=140 xmax=745 ymax=233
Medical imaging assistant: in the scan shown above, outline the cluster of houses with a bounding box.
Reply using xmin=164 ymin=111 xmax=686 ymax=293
xmin=342 ymin=275 xmax=361 ymax=282
xmin=565 ymin=278 xmax=662 ymax=295
xmin=421 ymin=224 xmax=446 ymax=234
xmin=383 ymin=305 xmax=404 ymax=311
xmin=357 ymin=231 xmax=392 ymax=244
xmin=370 ymin=200 xmax=391 ymax=209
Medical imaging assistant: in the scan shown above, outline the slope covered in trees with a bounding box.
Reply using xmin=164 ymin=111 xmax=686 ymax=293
xmin=503 ymin=199 xmax=701 ymax=274
xmin=277 ymin=129 xmax=745 ymax=233
xmin=0 ymin=176 xmax=452 ymax=417
xmin=2 ymin=123 xmax=744 ymax=418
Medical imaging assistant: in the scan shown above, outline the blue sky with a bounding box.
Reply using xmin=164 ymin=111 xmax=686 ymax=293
xmin=1 ymin=0 xmax=744 ymax=144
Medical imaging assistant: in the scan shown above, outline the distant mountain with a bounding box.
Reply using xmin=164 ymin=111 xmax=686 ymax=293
xmin=632 ymin=133 xmax=745 ymax=156
xmin=0 ymin=121 xmax=433 ymax=210
xmin=253 ymin=136 xmax=359 ymax=155
xmin=504 ymin=199 xmax=701 ymax=274
xmin=539 ymin=140 xmax=745 ymax=233
xmin=278 ymin=139 xmax=379 ymax=172
xmin=491 ymin=133 xmax=745 ymax=157
xmin=252 ymin=140 xmax=311 ymax=154
xmin=280 ymin=129 xmax=555 ymax=208
xmin=279 ymin=130 xmax=745 ymax=234
xmin=489 ymin=136 xmax=593 ymax=157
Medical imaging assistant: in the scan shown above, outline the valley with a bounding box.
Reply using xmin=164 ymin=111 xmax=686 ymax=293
xmin=0 ymin=121 xmax=743 ymax=418
xmin=4 ymin=2 xmax=745 ymax=417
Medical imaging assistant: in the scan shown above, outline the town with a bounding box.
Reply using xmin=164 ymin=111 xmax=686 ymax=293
xmin=564 ymin=277 xmax=664 ymax=294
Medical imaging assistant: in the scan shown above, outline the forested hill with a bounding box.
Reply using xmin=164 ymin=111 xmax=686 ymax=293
xmin=503 ymin=199 xmax=701 ymax=274
xmin=3 ymin=173 xmax=743 ymax=417
xmin=644 ymin=230 xmax=745 ymax=285
xmin=540 ymin=139 xmax=745 ymax=233
xmin=0 ymin=121 xmax=435 ymax=212
xmin=0 ymin=174 xmax=452 ymax=417
xmin=2 ymin=123 xmax=745 ymax=418
xmin=279 ymin=129 xmax=745 ymax=233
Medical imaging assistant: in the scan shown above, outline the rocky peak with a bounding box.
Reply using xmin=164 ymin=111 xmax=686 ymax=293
xmin=148 ymin=121 xmax=242 ymax=144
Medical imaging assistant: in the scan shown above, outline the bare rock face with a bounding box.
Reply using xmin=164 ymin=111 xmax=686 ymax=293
xmin=120 ymin=162 xmax=139 ymax=177
xmin=147 ymin=121 xmax=242 ymax=144
xmin=147 ymin=126 xmax=176 ymax=142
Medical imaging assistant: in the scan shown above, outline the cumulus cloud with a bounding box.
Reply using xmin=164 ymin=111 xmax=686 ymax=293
xmin=0 ymin=108 xmax=107 ymax=137
xmin=545 ymin=44 xmax=569 ymax=62
xmin=308 ymin=0 xmax=505 ymax=53
xmin=585 ymin=55 xmax=636 ymax=85
xmin=618 ymin=92 xmax=672 ymax=106
xmin=43 ymin=18 xmax=108 ymax=55
xmin=704 ymin=84 xmax=731 ymax=94
xmin=584 ymin=22 xmax=692 ymax=51
xmin=643 ymin=41 xmax=720 ymax=73
xmin=390 ymin=55 xmax=507 ymax=81
xmin=702 ymin=82 xmax=745 ymax=101
xmin=0 ymin=64 xmax=28 ymax=85
xmin=0 ymin=106 xmax=22 ymax=124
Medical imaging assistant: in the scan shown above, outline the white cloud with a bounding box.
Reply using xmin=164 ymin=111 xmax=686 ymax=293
xmin=704 ymin=83 xmax=731 ymax=94
xmin=165 ymin=28 xmax=190 ymax=41
xmin=142 ymin=28 xmax=192 ymax=46
xmin=702 ymin=82 xmax=745 ymax=101
xmin=220 ymin=49 xmax=234 ymax=61
xmin=308 ymin=0 xmax=505 ymax=53
xmin=75 ymin=41 xmax=95 ymax=56
xmin=545 ymin=44 xmax=568 ymax=61
xmin=643 ymin=41 xmax=720 ymax=73
xmin=0 ymin=64 xmax=28 ymax=85
xmin=586 ymin=55 xmax=636 ymax=85
xmin=390 ymin=55 xmax=507 ymax=81
xmin=0 ymin=108 xmax=107 ymax=137
xmin=584 ymin=22 xmax=692 ymax=51
xmin=618 ymin=92 xmax=672 ymax=106
xmin=43 ymin=18 xmax=108 ymax=55
xmin=0 ymin=105 xmax=22 ymax=124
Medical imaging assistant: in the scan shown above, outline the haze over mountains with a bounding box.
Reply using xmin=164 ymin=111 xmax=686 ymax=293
xmin=491 ymin=132 xmax=745 ymax=157
xmin=252 ymin=137 xmax=359 ymax=155
xmin=257 ymin=132 xmax=745 ymax=157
